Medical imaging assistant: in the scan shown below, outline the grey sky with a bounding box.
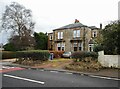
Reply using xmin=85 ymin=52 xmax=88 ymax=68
xmin=0 ymin=0 xmax=119 ymax=44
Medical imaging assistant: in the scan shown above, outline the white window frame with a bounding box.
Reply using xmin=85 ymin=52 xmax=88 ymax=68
xmin=61 ymin=42 xmax=65 ymax=51
xmin=88 ymin=44 xmax=94 ymax=52
xmin=92 ymin=31 xmax=97 ymax=37
xmin=78 ymin=42 xmax=83 ymax=51
xmin=57 ymin=43 xmax=61 ymax=51
xmin=73 ymin=42 xmax=77 ymax=47
xmin=58 ymin=32 xmax=63 ymax=39
xmin=73 ymin=30 xmax=80 ymax=38
xmin=50 ymin=35 xmax=53 ymax=40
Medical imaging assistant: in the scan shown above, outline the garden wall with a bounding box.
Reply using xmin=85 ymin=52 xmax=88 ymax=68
xmin=98 ymin=51 xmax=120 ymax=68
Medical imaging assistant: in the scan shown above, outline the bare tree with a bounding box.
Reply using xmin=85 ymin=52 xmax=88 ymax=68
xmin=1 ymin=2 xmax=35 ymax=50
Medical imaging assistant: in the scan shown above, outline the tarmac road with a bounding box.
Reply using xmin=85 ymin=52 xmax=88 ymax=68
xmin=2 ymin=67 xmax=119 ymax=87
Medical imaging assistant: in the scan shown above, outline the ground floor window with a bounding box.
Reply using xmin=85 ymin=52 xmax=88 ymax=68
xmin=78 ymin=42 xmax=82 ymax=51
xmin=57 ymin=42 xmax=65 ymax=51
xmin=89 ymin=44 xmax=94 ymax=52
xmin=73 ymin=42 xmax=77 ymax=51
xmin=61 ymin=43 xmax=65 ymax=51
xmin=74 ymin=47 xmax=77 ymax=51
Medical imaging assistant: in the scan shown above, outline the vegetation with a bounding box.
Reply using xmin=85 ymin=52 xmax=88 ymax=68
xmin=16 ymin=50 xmax=50 ymax=61
xmin=2 ymin=51 xmax=16 ymax=59
xmin=101 ymin=20 xmax=120 ymax=54
xmin=1 ymin=2 xmax=35 ymax=51
xmin=71 ymin=51 xmax=98 ymax=62
xmin=34 ymin=32 xmax=48 ymax=50
xmin=93 ymin=44 xmax=103 ymax=52
xmin=3 ymin=43 xmax=16 ymax=51
xmin=65 ymin=60 xmax=102 ymax=72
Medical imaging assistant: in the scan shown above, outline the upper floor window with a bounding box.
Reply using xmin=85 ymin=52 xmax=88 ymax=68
xmin=58 ymin=32 xmax=63 ymax=39
xmin=50 ymin=35 xmax=53 ymax=40
xmin=92 ymin=31 xmax=97 ymax=37
xmin=73 ymin=30 xmax=80 ymax=38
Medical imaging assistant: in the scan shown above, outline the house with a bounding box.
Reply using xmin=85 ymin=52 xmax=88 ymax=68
xmin=48 ymin=19 xmax=101 ymax=52
xmin=0 ymin=43 xmax=4 ymax=51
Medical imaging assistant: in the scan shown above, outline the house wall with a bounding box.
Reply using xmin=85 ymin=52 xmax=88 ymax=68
xmin=52 ymin=27 xmax=99 ymax=52
xmin=98 ymin=51 xmax=120 ymax=68
xmin=48 ymin=33 xmax=54 ymax=50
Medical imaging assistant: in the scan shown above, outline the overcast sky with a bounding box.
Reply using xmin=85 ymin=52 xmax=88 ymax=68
xmin=0 ymin=0 xmax=119 ymax=44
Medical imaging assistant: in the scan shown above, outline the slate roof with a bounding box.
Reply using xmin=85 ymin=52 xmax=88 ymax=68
xmin=89 ymin=26 xmax=99 ymax=29
xmin=53 ymin=22 xmax=87 ymax=31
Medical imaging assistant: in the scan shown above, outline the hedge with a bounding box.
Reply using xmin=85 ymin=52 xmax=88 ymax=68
xmin=71 ymin=51 xmax=98 ymax=62
xmin=16 ymin=50 xmax=50 ymax=61
xmin=1 ymin=51 xmax=16 ymax=59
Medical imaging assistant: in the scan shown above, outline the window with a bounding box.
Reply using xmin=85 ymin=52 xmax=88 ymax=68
xmin=57 ymin=43 xmax=61 ymax=51
xmin=92 ymin=31 xmax=97 ymax=37
xmin=58 ymin=32 xmax=63 ymax=39
xmin=57 ymin=43 xmax=65 ymax=51
xmin=78 ymin=42 xmax=82 ymax=51
xmin=50 ymin=35 xmax=53 ymax=40
xmin=73 ymin=42 xmax=78 ymax=51
xmin=61 ymin=43 xmax=65 ymax=51
xmin=89 ymin=44 xmax=94 ymax=52
xmin=73 ymin=30 xmax=80 ymax=38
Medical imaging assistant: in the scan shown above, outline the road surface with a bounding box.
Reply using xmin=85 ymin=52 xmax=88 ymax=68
xmin=1 ymin=62 xmax=119 ymax=87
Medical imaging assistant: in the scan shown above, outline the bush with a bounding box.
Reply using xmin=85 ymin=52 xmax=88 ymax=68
xmin=49 ymin=51 xmax=64 ymax=58
xmin=93 ymin=44 xmax=103 ymax=52
xmin=71 ymin=51 xmax=98 ymax=62
xmin=16 ymin=50 xmax=50 ymax=61
xmin=1 ymin=51 xmax=16 ymax=59
xmin=3 ymin=43 xmax=16 ymax=51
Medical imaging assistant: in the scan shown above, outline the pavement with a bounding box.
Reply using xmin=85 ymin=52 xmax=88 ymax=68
xmin=1 ymin=58 xmax=120 ymax=79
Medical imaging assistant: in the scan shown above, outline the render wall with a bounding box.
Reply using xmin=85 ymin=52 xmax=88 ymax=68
xmin=98 ymin=51 xmax=120 ymax=68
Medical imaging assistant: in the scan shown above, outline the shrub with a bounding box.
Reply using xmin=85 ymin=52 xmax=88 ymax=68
xmin=3 ymin=43 xmax=16 ymax=51
xmin=93 ymin=44 xmax=103 ymax=52
xmin=71 ymin=51 xmax=98 ymax=62
xmin=71 ymin=51 xmax=85 ymax=62
xmin=1 ymin=51 xmax=16 ymax=59
xmin=49 ymin=51 xmax=64 ymax=58
xmin=16 ymin=50 xmax=50 ymax=61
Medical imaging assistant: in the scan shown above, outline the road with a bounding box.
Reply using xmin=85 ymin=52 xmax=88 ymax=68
xmin=1 ymin=62 xmax=119 ymax=87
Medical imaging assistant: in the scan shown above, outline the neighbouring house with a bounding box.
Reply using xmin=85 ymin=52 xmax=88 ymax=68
xmin=48 ymin=19 xmax=101 ymax=52
xmin=0 ymin=43 xmax=4 ymax=51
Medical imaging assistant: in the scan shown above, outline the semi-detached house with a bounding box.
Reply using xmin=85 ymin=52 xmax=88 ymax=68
xmin=48 ymin=19 xmax=102 ymax=52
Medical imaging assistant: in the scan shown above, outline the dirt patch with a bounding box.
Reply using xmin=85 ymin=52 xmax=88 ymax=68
xmin=65 ymin=60 xmax=102 ymax=72
xmin=14 ymin=58 xmax=73 ymax=69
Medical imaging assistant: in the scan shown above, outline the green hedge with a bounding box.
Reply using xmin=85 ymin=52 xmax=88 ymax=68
xmin=16 ymin=50 xmax=50 ymax=61
xmin=1 ymin=51 xmax=16 ymax=59
xmin=71 ymin=51 xmax=98 ymax=61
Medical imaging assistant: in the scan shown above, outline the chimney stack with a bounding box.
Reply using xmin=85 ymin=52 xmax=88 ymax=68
xmin=100 ymin=23 xmax=102 ymax=29
xmin=75 ymin=19 xmax=79 ymax=23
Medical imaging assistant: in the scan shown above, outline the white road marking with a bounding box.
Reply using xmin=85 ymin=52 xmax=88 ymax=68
xmin=4 ymin=74 xmax=45 ymax=84
xmin=65 ymin=72 xmax=73 ymax=75
xmin=50 ymin=71 xmax=58 ymax=73
xmin=89 ymin=75 xmax=120 ymax=81
xmin=2 ymin=66 xmax=15 ymax=69
xmin=40 ymin=70 xmax=44 ymax=71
